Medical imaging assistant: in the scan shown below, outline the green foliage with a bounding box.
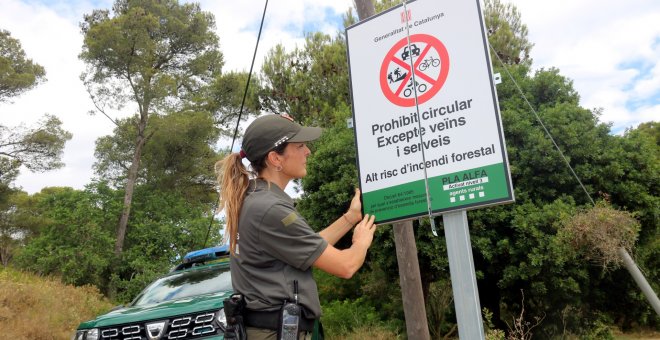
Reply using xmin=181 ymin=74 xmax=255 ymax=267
xmin=9 ymin=0 xmax=233 ymax=303
xmin=581 ymin=317 xmax=615 ymax=340
xmin=14 ymin=182 xmax=221 ymax=301
xmin=141 ymin=111 xmax=219 ymax=195
xmin=260 ymin=32 xmax=350 ymax=126
xmin=0 ymin=29 xmax=46 ymax=102
xmin=315 ymin=268 xmax=363 ymax=303
xmin=198 ymin=71 xmax=263 ymax=133
xmin=95 ymin=110 xmax=221 ymax=197
xmin=0 ymin=114 xmax=72 ymax=181
xmin=0 ymin=190 xmax=47 ymax=265
xmin=427 ymin=280 xmax=456 ymax=339
xmin=321 ymin=297 xmax=385 ymax=337
xmin=357 ymin=261 xmax=405 ymax=331
xmin=475 ymin=62 xmax=658 ymax=334
xmin=79 ymin=0 xmax=223 ymax=113
xmin=107 ymin=185 xmax=221 ymax=302
xmin=93 ymin=117 xmax=139 ymax=183
xmin=633 ymin=121 xmax=659 ymax=146
xmin=470 ymin=200 xmax=588 ymax=336
xmin=496 ymin=68 xmax=605 ymax=205
xmin=298 ymin=106 xmax=359 ymax=230
xmin=110 ymin=186 xmax=219 ymax=301
xmin=483 ymin=308 xmax=506 ymax=340
xmin=484 ymin=0 xmax=533 ymax=66
xmin=14 ymin=186 xmax=116 ymax=289
xmin=79 ymin=0 xmax=225 ymax=263
xmin=486 ymin=64 xmax=657 ymax=332
xmin=555 ymin=307 xmax=616 ymax=339
xmin=608 ymin=125 xmax=659 ymax=239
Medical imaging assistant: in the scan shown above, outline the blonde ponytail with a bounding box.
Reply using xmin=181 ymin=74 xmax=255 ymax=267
xmin=215 ymin=153 xmax=250 ymax=255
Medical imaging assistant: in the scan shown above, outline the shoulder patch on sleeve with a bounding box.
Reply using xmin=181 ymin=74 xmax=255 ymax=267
xmin=281 ymin=212 xmax=299 ymax=227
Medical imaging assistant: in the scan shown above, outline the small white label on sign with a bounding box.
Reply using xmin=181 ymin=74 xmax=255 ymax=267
xmin=494 ymin=73 xmax=502 ymax=84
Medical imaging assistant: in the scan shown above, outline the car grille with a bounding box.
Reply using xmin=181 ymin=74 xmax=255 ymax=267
xmin=99 ymin=310 xmax=221 ymax=340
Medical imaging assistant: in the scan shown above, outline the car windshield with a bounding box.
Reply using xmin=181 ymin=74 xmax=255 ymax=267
xmin=131 ymin=264 xmax=232 ymax=306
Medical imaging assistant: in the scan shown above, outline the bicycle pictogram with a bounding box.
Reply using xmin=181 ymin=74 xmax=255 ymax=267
xmin=418 ymin=56 xmax=440 ymax=71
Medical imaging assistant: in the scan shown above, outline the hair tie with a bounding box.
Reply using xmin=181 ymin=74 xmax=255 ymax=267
xmin=239 ymin=150 xmax=247 ymax=159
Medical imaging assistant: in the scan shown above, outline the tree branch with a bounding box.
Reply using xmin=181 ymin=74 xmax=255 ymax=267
xmin=85 ymin=85 xmax=120 ymax=127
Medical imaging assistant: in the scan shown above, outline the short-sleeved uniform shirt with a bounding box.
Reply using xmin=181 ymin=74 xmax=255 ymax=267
xmin=230 ymin=179 xmax=328 ymax=318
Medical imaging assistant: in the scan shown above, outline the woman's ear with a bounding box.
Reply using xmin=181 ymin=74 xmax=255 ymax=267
xmin=265 ymin=150 xmax=282 ymax=169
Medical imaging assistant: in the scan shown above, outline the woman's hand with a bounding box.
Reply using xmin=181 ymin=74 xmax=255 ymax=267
xmin=346 ymin=188 xmax=363 ymax=225
xmin=352 ymin=214 xmax=377 ymax=248
xmin=315 ymin=213 xmax=378 ymax=279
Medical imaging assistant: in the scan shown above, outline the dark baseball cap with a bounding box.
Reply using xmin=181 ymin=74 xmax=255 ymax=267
xmin=241 ymin=114 xmax=323 ymax=163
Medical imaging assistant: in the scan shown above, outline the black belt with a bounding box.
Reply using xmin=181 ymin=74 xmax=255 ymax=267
xmin=244 ymin=309 xmax=315 ymax=332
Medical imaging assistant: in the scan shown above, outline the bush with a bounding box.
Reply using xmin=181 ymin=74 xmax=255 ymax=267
xmin=321 ymin=297 xmax=384 ymax=337
xmin=427 ymin=279 xmax=457 ymax=338
xmin=579 ymin=312 xmax=615 ymax=340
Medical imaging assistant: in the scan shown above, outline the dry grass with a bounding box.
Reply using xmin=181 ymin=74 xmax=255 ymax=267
xmin=0 ymin=267 xmax=114 ymax=340
xmin=326 ymin=325 xmax=402 ymax=340
xmin=561 ymin=202 xmax=640 ymax=269
xmin=613 ymin=329 xmax=660 ymax=339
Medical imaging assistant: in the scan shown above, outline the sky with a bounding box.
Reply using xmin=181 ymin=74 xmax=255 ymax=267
xmin=0 ymin=0 xmax=658 ymax=194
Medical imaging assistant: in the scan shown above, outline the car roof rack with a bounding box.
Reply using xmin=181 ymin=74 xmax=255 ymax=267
xmin=171 ymin=245 xmax=230 ymax=272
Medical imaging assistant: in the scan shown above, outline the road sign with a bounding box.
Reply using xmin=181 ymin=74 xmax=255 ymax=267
xmin=346 ymin=0 xmax=514 ymax=224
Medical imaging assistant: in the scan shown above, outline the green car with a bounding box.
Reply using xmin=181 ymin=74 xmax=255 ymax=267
xmin=72 ymin=246 xmax=233 ymax=340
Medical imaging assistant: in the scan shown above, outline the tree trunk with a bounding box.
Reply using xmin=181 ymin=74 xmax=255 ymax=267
xmin=354 ymin=0 xmax=375 ymax=20
xmin=394 ymin=221 xmax=431 ymax=340
xmin=0 ymin=245 xmax=11 ymax=266
xmin=114 ymin=114 xmax=149 ymax=256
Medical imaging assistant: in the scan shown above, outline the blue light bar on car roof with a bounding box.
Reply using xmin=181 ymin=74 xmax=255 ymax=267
xmin=182 ymin=244 xmax=229 ymax=263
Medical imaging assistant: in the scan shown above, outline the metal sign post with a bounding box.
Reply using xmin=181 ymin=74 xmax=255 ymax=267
xmin=443 ymin=210 xmax=485 ymax=339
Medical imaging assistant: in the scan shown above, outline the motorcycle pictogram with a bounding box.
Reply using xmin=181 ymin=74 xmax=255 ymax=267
xmin=403 ymin=79 xmax=427 ymax=98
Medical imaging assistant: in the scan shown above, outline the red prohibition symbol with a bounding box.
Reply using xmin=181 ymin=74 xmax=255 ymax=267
xmin=380 ymin=34 xmax=450 ymax=107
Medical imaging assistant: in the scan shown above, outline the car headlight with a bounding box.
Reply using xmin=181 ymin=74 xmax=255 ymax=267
xmin=71 ymin=329 xmax=98 ymax=340
xmin=217 ymin=308 xmax=227 ymax=328
xmin=87 ymin=329 xmax=99 ymax=340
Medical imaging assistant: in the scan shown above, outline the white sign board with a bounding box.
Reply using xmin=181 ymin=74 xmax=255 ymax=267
xmin=346 ymin=0 xmax=514 ymax=223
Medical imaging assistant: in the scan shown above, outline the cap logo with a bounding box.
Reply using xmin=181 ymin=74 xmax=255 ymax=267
xmin=273 ymin=135 xmax=290 ymax=147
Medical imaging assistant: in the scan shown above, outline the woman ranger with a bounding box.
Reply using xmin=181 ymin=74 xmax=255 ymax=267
xmin=216 ymin=114 xmax=377 ymax=340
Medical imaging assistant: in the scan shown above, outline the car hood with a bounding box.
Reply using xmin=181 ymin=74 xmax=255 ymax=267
xmin=78 ymin=290 xmax=233 ymax=329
